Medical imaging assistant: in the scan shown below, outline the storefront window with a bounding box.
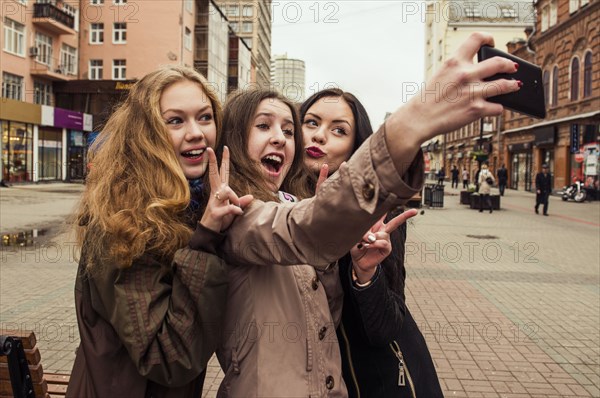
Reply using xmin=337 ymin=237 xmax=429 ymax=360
xmin=511 ymin=152 xmax=533 ymax=191
xmin=68 ymin=130 xmax=86 ymax=180
xmin=38 ymin=128 xmax=63 ymax=180
xmin=2 ymin=120 xmax=33 ymax=182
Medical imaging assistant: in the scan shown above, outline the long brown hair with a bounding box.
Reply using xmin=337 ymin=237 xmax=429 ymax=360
xmin=75 ymin=65 xmax=222 ymax=270
xmin=217 ymin=89 xmax=310 ymax=202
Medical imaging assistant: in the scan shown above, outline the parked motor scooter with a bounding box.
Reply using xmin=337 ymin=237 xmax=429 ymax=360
xmin=560 ymin=180 xmax=587 ymax=202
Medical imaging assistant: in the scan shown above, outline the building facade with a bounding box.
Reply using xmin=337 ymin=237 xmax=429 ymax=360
xmin=1 ymin=0 xmax=93 ymax=183
xmin=424 ymin=0 xmax=533 ymax=181
xmin=271 ymin=53 xmax=305 ymax=102
xmin=217 ymin=0 xmax=272 ymax=88
xmin=503 ymin=0 xmax=599 ymax=192
xmin=2 ymin=0 xmax=256 ymax=183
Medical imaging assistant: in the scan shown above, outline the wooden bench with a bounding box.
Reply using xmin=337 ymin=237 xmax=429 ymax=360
xmin=0 ymin=329 xmax=70 ymax=398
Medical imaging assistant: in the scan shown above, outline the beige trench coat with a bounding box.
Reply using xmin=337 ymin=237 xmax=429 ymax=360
xmin=192 ymin=125 xmax=425 ymax=397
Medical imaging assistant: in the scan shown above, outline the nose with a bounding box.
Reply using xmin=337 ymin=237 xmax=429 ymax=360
xmin=311 ymin=127 xmax=326 ymax=145
xmin=185 ymin=120 xmax=205 ymax=141
xmin=270 ymin=127 xmax=286 ymax=147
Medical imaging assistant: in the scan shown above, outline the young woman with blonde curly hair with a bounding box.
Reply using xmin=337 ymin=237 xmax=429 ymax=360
xmin=67 ymin=65 xmax=252 ymax=398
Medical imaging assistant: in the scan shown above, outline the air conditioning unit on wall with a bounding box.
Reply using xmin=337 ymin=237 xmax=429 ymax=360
xmin=29 ymin=47 xmax=39 ymax=57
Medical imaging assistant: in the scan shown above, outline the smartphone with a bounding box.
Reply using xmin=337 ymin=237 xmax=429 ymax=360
xmin=477 ymin=45 xmax=546 ymax=119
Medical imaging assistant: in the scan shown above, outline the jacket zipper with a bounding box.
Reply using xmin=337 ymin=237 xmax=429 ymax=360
xmin=390 ymin=340 xmax=416 ymax=398
xmin=340 ymin=324 xmax=361 ymax=398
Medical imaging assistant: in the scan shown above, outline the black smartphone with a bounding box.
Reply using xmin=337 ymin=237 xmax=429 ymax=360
xmin=477 ymin=45 xmax=546 ymax=119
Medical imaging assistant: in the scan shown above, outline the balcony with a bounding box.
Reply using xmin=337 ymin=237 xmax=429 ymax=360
xmin=31 ymin=58 xmax=75 ymax=81
xmin=32 ymin=3 xmax=76 ymax=36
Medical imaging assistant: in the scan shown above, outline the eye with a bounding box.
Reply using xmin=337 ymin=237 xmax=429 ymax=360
xmin=256 ymin=123 xmax=269 ymax=130
xmin=333 ymin=127 xmax=347 ymax=136
xmin=283 ymin=128 xmax=294 ymax=137
xmin=198 ymin=113 xmax=213 ymax=122
xmin=165 ymin=117 xmax=183 ymax=125
xmin=304 ymin=119 xmax=318 ymax=127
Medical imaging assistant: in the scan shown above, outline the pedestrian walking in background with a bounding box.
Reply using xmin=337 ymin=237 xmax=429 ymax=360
xmin=535 ymin=163 xmax=552 ymax=216
xmin=478 ymin=163 xmax=495 ymax=213
xmin=497 ymin=164 xmax=508 ymax=196
xmin=437 ymin=167 xmax=446 ymax=185
xmin=451 ymin=165 xmax=459 ymax=189
xmin=462 ymin=167 xmax=469 ymax=189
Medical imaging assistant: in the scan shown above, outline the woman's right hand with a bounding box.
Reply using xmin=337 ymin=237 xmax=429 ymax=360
xmin=200 ymin=146 xmax=254 ymax=233
xmin=385 ymin=32 xmax=521 ymax=165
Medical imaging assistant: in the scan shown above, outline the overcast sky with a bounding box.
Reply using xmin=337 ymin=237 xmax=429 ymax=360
xmin=271 ymin=0 xmax=426 ymax=127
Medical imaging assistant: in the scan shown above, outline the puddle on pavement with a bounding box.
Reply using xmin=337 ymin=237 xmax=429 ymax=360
xmin=1 ymin=229 xmax=48 ymax=247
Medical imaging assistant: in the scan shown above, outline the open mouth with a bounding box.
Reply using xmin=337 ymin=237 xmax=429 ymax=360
xmin=181 ymin=148 xmax=205 ymax=160
xmin=261 ymin=154 xmax=284 ymax=175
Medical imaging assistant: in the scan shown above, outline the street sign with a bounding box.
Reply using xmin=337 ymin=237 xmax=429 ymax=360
xmin=570 ymin=124 xmax=580 ymax=154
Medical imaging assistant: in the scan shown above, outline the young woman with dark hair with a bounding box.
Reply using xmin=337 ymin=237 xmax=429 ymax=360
xmin=300 ymin=88 xmax=444 ymax=397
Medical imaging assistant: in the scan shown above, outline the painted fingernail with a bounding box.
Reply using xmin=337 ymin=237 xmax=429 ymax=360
xmin=514 ymin=62 xmax=519 ymax=70
xmin=367 ymin=234 xmax=376 ymax=243
xmin=517 ymin=80 xmax=523 ymax=88
xmin=357 ymin=243 xmax=363 ymax=250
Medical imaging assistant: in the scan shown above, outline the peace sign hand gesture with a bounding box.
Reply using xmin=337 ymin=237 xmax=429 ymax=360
xmin=350 ymin=208 xmax=418 ymax=284
xmin=200 ymin=146 xmax=254 ymax=233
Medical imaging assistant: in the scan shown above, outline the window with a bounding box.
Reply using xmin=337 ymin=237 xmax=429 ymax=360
xmin=552 ymin=66 xmax=558 ymax=106
xmin=228 ymin=5 xmax=239 ymax=17
xmin=35 ymin=32 xmax=53 ymax=66
xmin=90 ymin=0 xmax=103 ymax=4
xmin=89 ymin=59 xmax=103 ymax=80
xmin=543 ymin=70 xmax=550 ymax=106
xmin=550 ymin=0 xmax=557 ymax=27
xmin=60 ymin=44 xmax=77 ymax=75
xmin=113 ymin=59 xmax=126 ymax=80
xmin=113 ymin=0 xmax=126 ymax=4
xmin=501 ymin=7 xmax=516 ymax=18
xmin=185 ymin=0 xmax=192 ymax=12
xmin=243 ymin=38 xmax=252 ymax=49
xmin=90 ymin=23 xmax=104 ymax=43
xmin=113 ymin=22 xmax=126 ymax=43
xmin=231 ymin=22 xmax=238 ymax=32
xmin=583 ymin=52 xmax=592 ymax=98
xmin=33 ymin=80 xmax=52 ymax=105
xmin=3 ymin=18 xmax=25 ymax=56
xmin=242 ymin=22 xmax=252 ymax=33
xmin=184 ymin=27 xmax=192 ymax=51
xmin=570 ymin=0 xmax=589 ymax=13
xmin=571 ymin=57 xmax=579 ymax=101
xmin=2 ymin=73 xmax=23 ymax=100
xmin=242 ymin=4 xmax=254 ymax=17
xmin=541 ymin=5 xmax=549 ymax=31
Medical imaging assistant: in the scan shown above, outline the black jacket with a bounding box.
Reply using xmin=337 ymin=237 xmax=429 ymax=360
xmin=337 ymin=217 xmax=443 ymax=398
xmin=535 ymin=172 xmax=552 ymax=194
xmin=497 ymin=168 xmax=508 ymax=182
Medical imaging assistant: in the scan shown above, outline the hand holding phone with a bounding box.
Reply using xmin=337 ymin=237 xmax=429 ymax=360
xmin=477 ymin=45 xmax=546 ymax=119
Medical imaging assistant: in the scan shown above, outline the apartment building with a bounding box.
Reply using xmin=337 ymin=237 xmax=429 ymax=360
xmin=503 ymin=0 xmax=599 ymax=192
xmin=1 ymin=0 xmax=91 ymax=182
xmin=2 ymin=0 xmax=258 ymax=183
xmin=423 ymin=0 xmax=533 ymax=180
xmin=217 ymin=0 xmax=272 ymax=88
xmin=271 ymin=53 xmax=305 ymax=102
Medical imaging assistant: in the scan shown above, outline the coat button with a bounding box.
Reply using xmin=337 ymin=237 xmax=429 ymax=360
xmin=362 ymin=182 xmax=375 ymax=201
xmin=325 ymin=375 xmax=335 ymax=390
xmin=311 ymin=277 xmax=319 ymax=290
xmin=318 ymin=326 xmax=327 ymax=340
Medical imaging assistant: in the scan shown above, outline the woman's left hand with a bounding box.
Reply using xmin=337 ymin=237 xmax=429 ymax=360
xmin=200 ymin=146 xmax=254 ymax=232
xmin=350 ymin=209 xmax=418 ymax=284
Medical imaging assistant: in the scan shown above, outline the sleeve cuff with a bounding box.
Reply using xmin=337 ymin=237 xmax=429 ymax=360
xmin=350 ymin=264 xmax=381 ymax=291
xmin=188 ymin=223 xmax=226 ymax=254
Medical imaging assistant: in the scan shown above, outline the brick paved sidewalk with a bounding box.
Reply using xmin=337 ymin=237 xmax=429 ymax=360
xmin=1 ymin=183 xmax=598 ymax=397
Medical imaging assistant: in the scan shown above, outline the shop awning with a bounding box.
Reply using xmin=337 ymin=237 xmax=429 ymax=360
xmin=471 ymin=134 xmax=493 ymax=141
xmin=502 ymin=111 xmax=600 ymax=135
